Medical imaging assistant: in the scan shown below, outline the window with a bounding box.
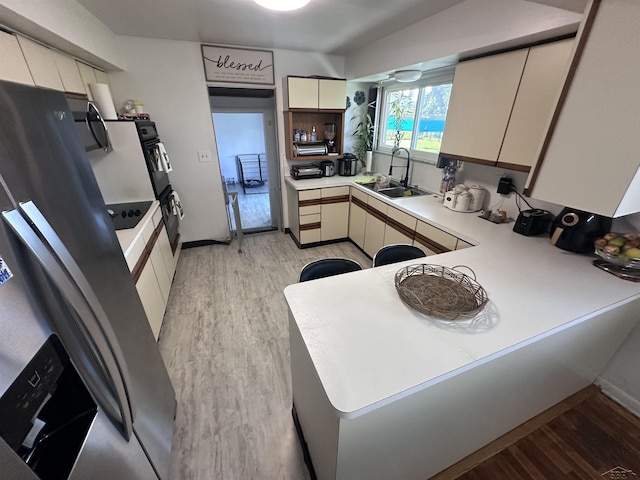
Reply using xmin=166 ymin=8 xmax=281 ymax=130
xmin=378 ymin=70 xmax=453 ymax=162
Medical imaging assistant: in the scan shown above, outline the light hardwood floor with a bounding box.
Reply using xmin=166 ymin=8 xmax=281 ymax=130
xmin=158 ymin=232 xmax=371 ymax=479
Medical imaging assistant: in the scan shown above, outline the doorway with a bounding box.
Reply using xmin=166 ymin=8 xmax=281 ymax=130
xmin=209 ymin=87 xmax=281 ymax=234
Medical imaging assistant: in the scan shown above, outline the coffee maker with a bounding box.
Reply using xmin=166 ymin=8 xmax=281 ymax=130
xmin=324 ymin=123 xmax=336 ymax=153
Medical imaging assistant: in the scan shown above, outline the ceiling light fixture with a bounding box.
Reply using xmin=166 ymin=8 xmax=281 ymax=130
xmin=254 ymin=0 xmax=311 ymax=11
xmin=394 ymin=70 xmax=422 ymax=83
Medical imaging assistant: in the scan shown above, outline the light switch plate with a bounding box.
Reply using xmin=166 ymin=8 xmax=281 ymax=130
xmin=198 ymin=150 xmax=212 ymax=162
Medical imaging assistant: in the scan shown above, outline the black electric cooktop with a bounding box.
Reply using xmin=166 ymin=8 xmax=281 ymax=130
xmin=106 ymin=201 xmax=153 ymax=230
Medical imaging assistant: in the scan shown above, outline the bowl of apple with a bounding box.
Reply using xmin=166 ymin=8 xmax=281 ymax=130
xmin=594 ymin=232 xmax=640 ymax=269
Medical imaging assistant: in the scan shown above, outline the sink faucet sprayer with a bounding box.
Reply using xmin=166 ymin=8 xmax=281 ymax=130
xmin=389 ymin=148 xmax=411 ymax=188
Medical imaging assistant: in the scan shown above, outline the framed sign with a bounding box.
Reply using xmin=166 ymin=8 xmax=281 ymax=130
xmin=201 ymin=45 xmax=274 ymax=85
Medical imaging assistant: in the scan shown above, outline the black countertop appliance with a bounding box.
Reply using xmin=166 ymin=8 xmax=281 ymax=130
xmin=338 ymin=153 xmax=358 ymax=176
xmin=550 ymin=207 xmax=612 ymax=253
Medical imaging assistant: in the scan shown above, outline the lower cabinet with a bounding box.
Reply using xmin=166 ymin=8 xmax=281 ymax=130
xmin=287 ymin=185 xmax=350 ymax=246
xmin=413 ymin=220 xmax=458 ymax=255
xmin=127 ymin=207 xmax=176 ymax=341
xmin=321 ymin=186 xmax=350 ymax=241
xmin=363 ymin=196 xmax=388 ymax=258
xmin=348 ymin=188 xmax=367 ymax=249
xmin=384 ymin=205 xmax=417 ymax=246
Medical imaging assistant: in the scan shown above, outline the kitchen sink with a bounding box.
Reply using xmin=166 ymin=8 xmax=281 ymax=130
xmin=360 ymin=180 xmax=432 ymax=199
xmin=377 ymin=186 xmax=428 ymax=198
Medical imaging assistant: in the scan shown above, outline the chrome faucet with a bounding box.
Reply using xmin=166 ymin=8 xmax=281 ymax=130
xmin=389 ymin=148 xmax=411 ymax=188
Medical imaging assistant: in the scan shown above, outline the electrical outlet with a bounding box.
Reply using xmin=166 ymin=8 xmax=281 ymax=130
xmin=497 ymin=177 xmax=513 ymax=194
xmin=198 ymin=150 xmax=212 ymax=162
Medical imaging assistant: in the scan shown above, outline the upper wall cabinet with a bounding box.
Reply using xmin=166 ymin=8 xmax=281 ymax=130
xmin=53 ymin=51 xmax=86 ymax=95
xmin=16 ymin=36 xmax=64 ymax=91
xmin=286 ymin=76 xmax=347 ymax=110
xmin=0 ymin=30 xmax=34 ymax=86
xmin=528 ymin=0 xmax=640 ymax=218
xmin=76 ymin=61 xmax=97 ymax=99
xmin=439 ymin=38 xmax=574 ymax=173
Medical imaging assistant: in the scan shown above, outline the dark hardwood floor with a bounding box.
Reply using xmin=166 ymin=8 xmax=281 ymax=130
xmin=432 ymin=386 xmax=640 ymax=479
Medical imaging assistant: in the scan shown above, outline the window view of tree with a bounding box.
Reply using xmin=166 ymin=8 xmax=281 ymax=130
xmin=380 ymin=81 xmax=452 ymax=156
xmin=416 ymin=84 xmax=451 ymax=153
xmin=384 ymin=89 xmax=417 ymax=149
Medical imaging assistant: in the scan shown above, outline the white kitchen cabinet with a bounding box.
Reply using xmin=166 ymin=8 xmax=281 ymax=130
xmin=348 ymin=188 xmax=367 ymax=249
xmin=122 ymin=205 xmax=175 ymax=341
xmin=286 ymin=76 xmax=346 ymax=110
xmin=299 ymin=189 xmax=322 ymax=244
xmin=141 ymin=214 xmax=171 ymax=304
xmin=440 ymin=39 xmax=573 ymax=173
xmin=53 ymin=51 xmax=85 ymax=94
xmin=440 ymin=48 xmax=528 ymax=166
xmin=363 ymin=196 xmax=388 ymax=258
xmin=136 ymin=258 xmax=166 ymax=340
xmin=383 ymin=205 xmax=417 ymax=246
xmin=152 ymin=208 xmax=176 ymax=285
xmin=321 ymin=186 xmax=350 ymax=242
xmin=318 ymin=79 xmax=347 ymax=110
xmin=76 ymin=61 xmax=97 ymax=99
xmin=94 ymin=68 xmax=109 ymax=85
xmin=0 ymin=30 xmax=34 ymax=86
xmin=413 ymin=220 xmax=458 ymax=255
xmin=528 ymin=0 xmax=640 ymax=218
xmin=16 ymin=36 xmax=64 ymax=90
xmin=498 ymin=38 xmax=574 ymax=171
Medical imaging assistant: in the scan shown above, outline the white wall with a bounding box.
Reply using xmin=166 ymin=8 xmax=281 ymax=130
xmin=345 ymin=0 xmax=583 ymax=80
xmin=213 ymin=113 xmax=265 ymax=182
xmin=108 ymin=36 xmax=344 ymax=240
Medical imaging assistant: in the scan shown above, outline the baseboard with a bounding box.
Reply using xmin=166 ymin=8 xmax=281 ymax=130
xmin=596 ymin=376 xmax=640 ymax=418
xmin=182 ymin=239 xmax=228 ymax=249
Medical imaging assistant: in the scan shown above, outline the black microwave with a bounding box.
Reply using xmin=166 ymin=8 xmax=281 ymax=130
xmin=66 ymin=97 xmax=112 ymax=152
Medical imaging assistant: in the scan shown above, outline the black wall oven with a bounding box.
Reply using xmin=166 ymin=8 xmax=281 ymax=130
xmin=135 ymin=121 xmax=180 ymax=251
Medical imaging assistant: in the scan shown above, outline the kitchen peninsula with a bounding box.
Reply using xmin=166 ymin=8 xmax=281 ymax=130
xmin=284 ymin=176 xmax=640 ymax=480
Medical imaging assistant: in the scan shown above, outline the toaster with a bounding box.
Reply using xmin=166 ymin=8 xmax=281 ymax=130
xmin=513 ymin=209 xmax=553 ymax=236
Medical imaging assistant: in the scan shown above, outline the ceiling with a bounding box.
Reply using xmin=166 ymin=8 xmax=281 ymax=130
xmin=75 ymin=0 xmax=587 ymax=56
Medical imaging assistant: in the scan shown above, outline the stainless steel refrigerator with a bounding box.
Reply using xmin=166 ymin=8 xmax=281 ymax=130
xmin=0 ymin=81 xmax=176 ymax=479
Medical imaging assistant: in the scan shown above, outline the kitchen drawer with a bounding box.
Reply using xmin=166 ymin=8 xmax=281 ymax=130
xmin=299 ymin=189 xmax=321 ymax=201
xmin=351 ymin=187 xmax=368 ymax=204
xmin=151 ymin=205 xmax=163 ymax=228
xmin=300 ymin=213 xmax=321 ymax=225
xmin=386 ymin=206 xmax=417 ymax=231
xmin=299 ymin=204 xmax=321 ymax=215
xmin=367 ymin=196 xmax=388 ymax=216
xmin=321 ymin=186 xmax=350 ymax=198
xmin=299 ymin=188 xmax=322 ymax=215
xmin=140 ymin=215 xmax=156 ymax=244
xmin=415 ymin=221 xmax=458 ymax=251
xmin=300 ymin=228 xmax=321 ymax=244
xmin=125 ymin=234 xmax=146 ymax=272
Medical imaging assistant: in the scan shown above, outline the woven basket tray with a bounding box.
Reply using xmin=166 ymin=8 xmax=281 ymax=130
xmin=394 ymin=264 xmax=488 ymax=321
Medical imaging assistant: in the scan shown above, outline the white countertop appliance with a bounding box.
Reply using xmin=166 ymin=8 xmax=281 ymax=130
xmin=444 ymin=185 xmax=486 ymax=212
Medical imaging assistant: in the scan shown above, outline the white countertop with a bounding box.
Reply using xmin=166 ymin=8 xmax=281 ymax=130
xmin=283 ymin=175 xmax=640 ymax=418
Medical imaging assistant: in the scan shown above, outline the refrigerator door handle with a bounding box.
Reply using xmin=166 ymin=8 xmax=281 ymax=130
xmin=2 ymin=205 xmax=134 ymax=440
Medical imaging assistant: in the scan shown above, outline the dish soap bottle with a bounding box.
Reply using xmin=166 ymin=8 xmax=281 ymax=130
xmin=310 ymin=125 xmax=317 ymax=142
